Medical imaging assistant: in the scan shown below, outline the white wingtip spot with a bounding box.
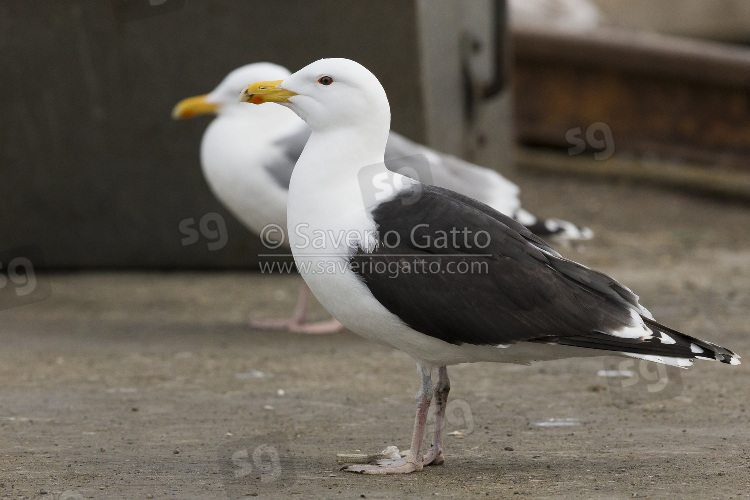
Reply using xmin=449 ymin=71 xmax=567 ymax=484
xmin=639 ymin=305 xmax=654 ymax=320
xmin=611 ymin=310 xmax=652 ymax=340
xmin=545 ymin=218 xmax=594 ymax=241
xmin=624 ymin=352 xmax=693 ymax=368
xmin=514 ymin=209 xmax=537 ymax=226
xmin=689 ymin=343 xmax=704 ymax=354
xmin=659 ymin=332 xmax=677 ymax=345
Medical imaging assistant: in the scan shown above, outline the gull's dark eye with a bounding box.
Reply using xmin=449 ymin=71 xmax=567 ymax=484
xmin=318 ymin=76 xmax=334 ymax=86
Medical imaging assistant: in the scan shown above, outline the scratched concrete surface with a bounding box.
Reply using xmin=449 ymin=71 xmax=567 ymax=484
xmin=2 ymin=172 xmax=750 ymax=499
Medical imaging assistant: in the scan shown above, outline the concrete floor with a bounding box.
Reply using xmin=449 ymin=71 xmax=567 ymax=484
xmin=2 ymin=173 xmax=750 ymax=499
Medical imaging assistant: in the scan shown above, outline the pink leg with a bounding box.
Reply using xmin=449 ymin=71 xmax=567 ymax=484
xmin=342 ymin=363 xmax=433 ymax=474
xmin=423 ymin=366 xmax=449 ymax=466
xmin=249 ymin=282 xmax=345 ymax=334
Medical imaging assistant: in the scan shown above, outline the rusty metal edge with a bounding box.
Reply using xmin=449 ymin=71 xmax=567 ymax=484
xmin=513 ymin=26 xmax=750 ymax=87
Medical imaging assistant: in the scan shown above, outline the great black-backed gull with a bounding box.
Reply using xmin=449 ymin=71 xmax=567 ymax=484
xmin=240 ymin=58 xmax=739 ymax=474
xmin=172 ymin=63 xmax=592 ymax=334
xmin=240 ymin=58 xmax=741 ymax=474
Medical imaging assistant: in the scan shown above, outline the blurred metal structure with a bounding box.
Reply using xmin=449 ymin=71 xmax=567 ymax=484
xmin=1 ymin=0 xmax=511 ymax=268
xmin=417 ymin=0 xmax=512 ymax=168
xmin=593 ymin=0 xmax=750 ymax=42
xmin=514 ymin=26 xmax=750 ymax=198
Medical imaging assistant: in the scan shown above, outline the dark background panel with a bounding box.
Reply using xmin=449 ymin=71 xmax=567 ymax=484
xmin=0 ymin=0 xmax=424 ymax=268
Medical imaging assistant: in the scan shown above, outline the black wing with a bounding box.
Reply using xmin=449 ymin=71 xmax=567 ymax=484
xmin=350 ymin=185 xmax=737 ymax=364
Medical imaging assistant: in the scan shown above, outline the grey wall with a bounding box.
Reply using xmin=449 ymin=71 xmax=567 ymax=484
xmin=1 ymin=0 xmax=426 ymax=268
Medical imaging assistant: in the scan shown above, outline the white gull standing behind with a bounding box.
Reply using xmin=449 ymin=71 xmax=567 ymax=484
xmin=173 ymin=63 xmax=592 ymax=334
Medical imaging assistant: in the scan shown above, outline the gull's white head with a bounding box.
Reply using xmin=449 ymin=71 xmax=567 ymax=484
xmin=172 ymin=62 xmax=291 ymax=119
xmin=240 ymin=58 xmax=390 ymax=134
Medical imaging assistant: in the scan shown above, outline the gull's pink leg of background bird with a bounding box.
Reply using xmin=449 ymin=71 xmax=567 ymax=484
xmin=249 ymin=282 xmax=345 ymax=334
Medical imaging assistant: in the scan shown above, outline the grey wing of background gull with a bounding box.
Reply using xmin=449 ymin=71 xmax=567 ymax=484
xmin=385 ymin=132 xmax=593 ymax=241
xmin=268 ymin=127 xmax=592 ymax=241
xmin=265 ymin=125 xmax=312 ymax=190
xmin=268 ymin=127 xmax=517 ymax=202
xmin=385 ymin=132 xmax=522 ymax=217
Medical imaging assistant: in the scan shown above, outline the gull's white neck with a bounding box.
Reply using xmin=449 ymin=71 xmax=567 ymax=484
xmin=287 ymin=122 xmax=389 ymax=257
xmin=299 ymin=126 xmax=388 ymax=183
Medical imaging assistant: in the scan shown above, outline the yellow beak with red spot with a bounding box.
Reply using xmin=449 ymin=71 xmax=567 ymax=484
xmin=171 ymin=94 xmax=220 ymax=119
xmin=239 ymin=80 xmax=298 ymax=105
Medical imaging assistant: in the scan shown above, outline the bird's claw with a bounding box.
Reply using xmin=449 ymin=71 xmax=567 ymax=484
xmin=341 ymin=457 xmax=422 ymax=474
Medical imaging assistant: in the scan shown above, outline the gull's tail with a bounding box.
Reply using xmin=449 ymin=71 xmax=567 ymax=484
xmin=533 ymin=316 xmax=740 ymax=368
